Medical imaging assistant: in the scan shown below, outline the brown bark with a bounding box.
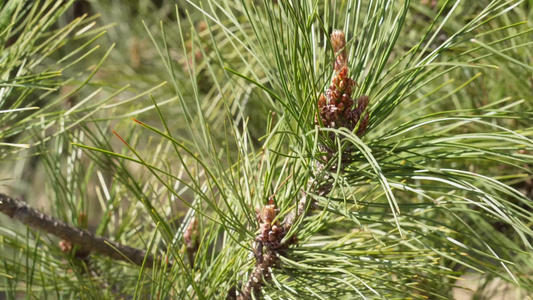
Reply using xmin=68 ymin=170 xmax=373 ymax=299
xmin=0 ymin=193 xmax=168 ymax=269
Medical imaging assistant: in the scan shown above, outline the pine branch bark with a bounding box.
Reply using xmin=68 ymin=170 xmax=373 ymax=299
xmin=0 ymin=193 xmax=168 ymax=269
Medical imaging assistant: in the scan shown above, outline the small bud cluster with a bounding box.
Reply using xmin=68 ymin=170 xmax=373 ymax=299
xmin=240 ymin=201 xmax=287 ymax=299
xmin=316 ymin=30 xmax=369 ymax=137
xmin=239 ymin=194 xmax=316 ymax=299
xmin=59 ymin=240 xmax=73 ymax=253
xmin=255 ymin=203 xmax=285 ymax=252
xmin=184 ymin=217 xmax=199 ymax=267
xmin=184 ymin=217 xmax=198 ymax=249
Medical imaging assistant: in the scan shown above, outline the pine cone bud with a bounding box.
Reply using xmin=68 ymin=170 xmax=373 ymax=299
xmin=316 ymin=29 xmax=370 ymax=139
xmin=331 ymin=30 xmax=347 ymax=72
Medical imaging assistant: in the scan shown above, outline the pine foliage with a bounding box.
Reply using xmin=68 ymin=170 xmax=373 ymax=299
xmin=1 ymin=0 xmax=532 ymax=299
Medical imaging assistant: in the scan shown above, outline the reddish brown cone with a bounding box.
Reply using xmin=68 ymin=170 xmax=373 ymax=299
xmin=316 ymin=30 xmax=369 ymax=137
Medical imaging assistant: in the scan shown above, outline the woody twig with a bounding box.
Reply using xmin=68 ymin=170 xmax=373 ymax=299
xmin=0 ymin=193 xmax=169 ymax=269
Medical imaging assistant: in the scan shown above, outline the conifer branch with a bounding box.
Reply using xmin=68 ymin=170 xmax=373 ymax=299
xmin=0 ymin=193 xmax=168 ymax=269
xmin=236 ymin=29 xmax=364 ymax=300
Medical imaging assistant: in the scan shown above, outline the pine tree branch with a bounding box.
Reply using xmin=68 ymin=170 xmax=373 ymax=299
xmin=0 ymin=193 xmax=168 ymax=269
xmin=236 ymin=29 xmax=362 ymax=299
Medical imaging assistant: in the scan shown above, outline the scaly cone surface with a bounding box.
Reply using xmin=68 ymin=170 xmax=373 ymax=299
xmin=316 ymin=30 xmax=369 ymax=137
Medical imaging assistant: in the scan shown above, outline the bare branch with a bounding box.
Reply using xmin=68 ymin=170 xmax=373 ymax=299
xmin=0 ymin=193 xmax=168 ymax=269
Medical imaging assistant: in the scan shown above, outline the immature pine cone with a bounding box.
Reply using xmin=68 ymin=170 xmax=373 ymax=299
xmin=316 ymin=30 xmax=369 ymax=137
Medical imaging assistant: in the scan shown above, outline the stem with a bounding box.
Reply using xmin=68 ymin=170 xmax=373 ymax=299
xmin=0 ymin=193 xmax=168 ymax=269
